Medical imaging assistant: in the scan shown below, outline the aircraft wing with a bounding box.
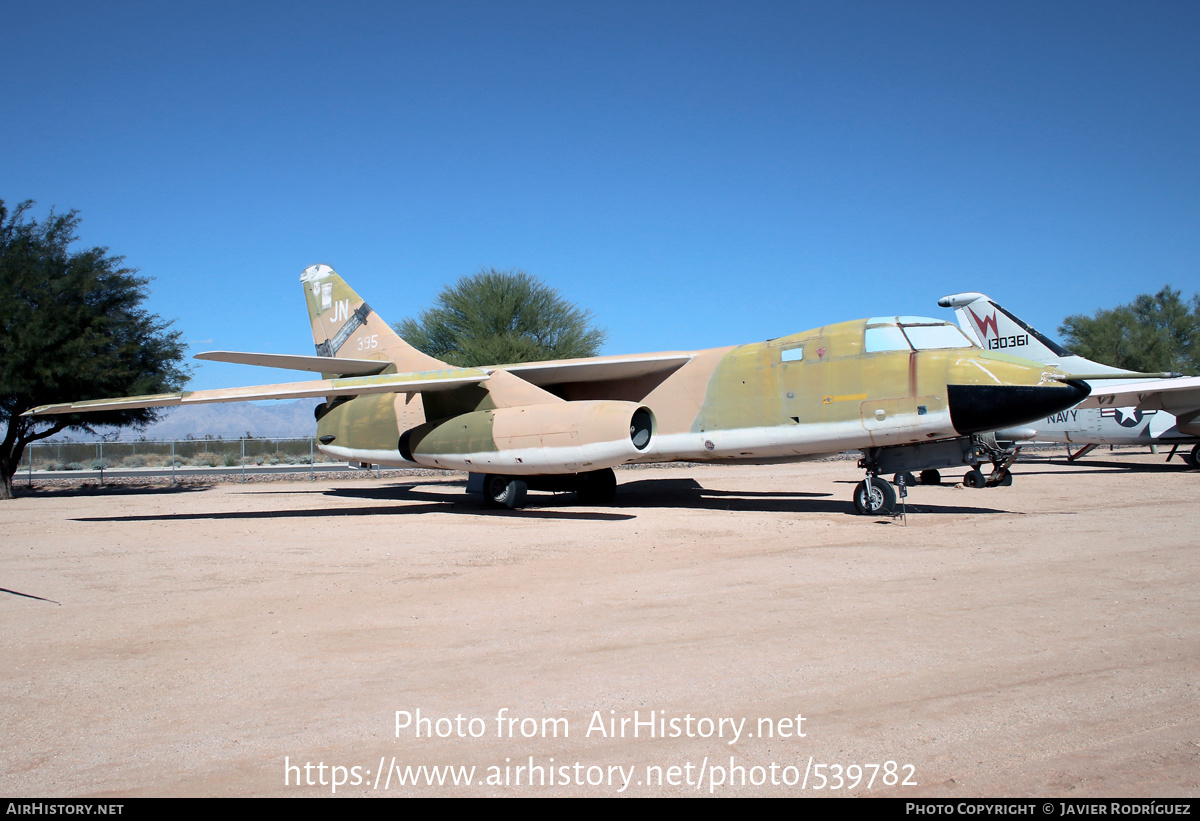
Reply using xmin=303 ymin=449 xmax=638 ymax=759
xmin=23 ymin=368 xmax=491 ymax=416
xmin=1075 ymin=375 xmax=1200 ymax=414
xmin=199 ymin=350 xmax=695 ymax=386
xmin=194 ymin=350 xmax=390 ymax=376
xmin=495 ymin=353 xmax=693 ymax=386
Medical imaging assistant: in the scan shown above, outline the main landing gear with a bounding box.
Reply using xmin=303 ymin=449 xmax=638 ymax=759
xmin=963 ymin=466 xmax=1012 ymax=487
xmin=473 ymin=468 xmax=619 ymax=509
xmin=967 ymin=433 xmax=1020 ymax=488
xmin=484 ymin=474 xmax=528 ymax=509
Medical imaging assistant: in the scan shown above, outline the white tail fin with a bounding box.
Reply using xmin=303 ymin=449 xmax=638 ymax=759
xmin=937 ymin=292 xmax=1072 ymax=361
xmin=938 ymin=292 xmax=1132 ymax=375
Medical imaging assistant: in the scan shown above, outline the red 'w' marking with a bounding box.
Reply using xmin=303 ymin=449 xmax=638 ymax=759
xmin=968 ymin=307 xmax=999 ymax=339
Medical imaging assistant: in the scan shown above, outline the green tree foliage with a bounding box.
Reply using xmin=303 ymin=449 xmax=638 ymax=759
xmin=1059 ymin=286 xmax=1200 ymax=375
xmin=394 ymin=268 xmax=608 ymax=367
xmin=0 ymin=200 xmax=189 ymax=498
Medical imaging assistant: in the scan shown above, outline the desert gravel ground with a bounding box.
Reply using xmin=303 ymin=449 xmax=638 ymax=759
xmin=2 ymin=451 xmax=1198 ymax=797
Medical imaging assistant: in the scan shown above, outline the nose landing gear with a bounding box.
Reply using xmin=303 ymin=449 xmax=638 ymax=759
xmin=853 ymin=475 xmax=897 ymax=515
xmin=854 ymin=434 xmax=1023 ymax=513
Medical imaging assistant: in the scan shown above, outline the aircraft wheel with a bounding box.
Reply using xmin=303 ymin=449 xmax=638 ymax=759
xmin=919 ymin=469 xmax=941 ymax=485
xmin=892 ymin=472 xmax=917 ymax=487
xmin=485 ymin=475 xmax=528 ymax=509
xmin=964 ymin=469 xmax=987 ymax=489
xmin=992 ymin=471 xmax=1013 ymax=487
xmin=576 ymin=468 xmax=617 ymax=504
xmin=1187 ymin=444 xmax=1200 ymax=470
xmin=853 ymin=476 xmax=896 ymax=515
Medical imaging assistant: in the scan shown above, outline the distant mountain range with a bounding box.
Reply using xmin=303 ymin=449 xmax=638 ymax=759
xmin=46 ymin=400 xmax=322 ymax=442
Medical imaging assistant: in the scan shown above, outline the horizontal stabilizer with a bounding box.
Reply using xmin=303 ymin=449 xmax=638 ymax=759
xmin=1059 ymin=371 xmax=1182 ymax=381
xmin=194 ymin=351 xmax=391 ymax=376
xmin=1076 ymin=375 xmax=1200 ymax=413
xmin=23 ymin=368 xmax=491 ymax=416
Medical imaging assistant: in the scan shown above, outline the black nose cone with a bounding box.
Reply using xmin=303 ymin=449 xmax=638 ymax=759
xmin=948 ymin=380 xmax=1090 ymax=435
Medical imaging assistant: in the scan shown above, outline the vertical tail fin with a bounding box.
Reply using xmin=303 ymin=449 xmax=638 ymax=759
xmin=938 ymin=291 xmax=1137 ymax=376
xmin=300 ymin=264 xmax=450 ymax=372
xmin=938 ymin=292 xmax=1072 ymax=362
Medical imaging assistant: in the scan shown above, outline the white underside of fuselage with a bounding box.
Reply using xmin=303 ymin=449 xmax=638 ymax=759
xmin=637 ymin=410 xmax=956 ymax=463
xmin=318 ymin=408 xmax=958 ymax=473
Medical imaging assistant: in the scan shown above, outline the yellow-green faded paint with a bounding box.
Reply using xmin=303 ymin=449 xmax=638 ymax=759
xmin=329 ymin=368 xmax=488 ymax=391
xmin=692 ymin=318 xmax=1065 ymax=435
xmin=318 ymin=393 xmax=402 ymax=452
xmin=692 ymin=340 xmax=782 ymax=432
xmin=408 ymin=410 xmax=499 ymax=457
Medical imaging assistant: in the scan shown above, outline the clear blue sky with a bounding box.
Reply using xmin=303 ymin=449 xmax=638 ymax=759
xmin=5 ymin=1 xmax=1198 ymax=390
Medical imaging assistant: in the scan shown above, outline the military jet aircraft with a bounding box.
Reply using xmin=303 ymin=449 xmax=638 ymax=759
xmin=27 ymin=265 xmax=1090 ymax=513
xmin=941 ymin=292 xmax=1200 ymax=469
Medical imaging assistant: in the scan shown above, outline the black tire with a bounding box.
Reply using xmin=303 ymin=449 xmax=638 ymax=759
xmin=485 ymin=475 xmax=528 ymax=509
xmin=964 ymin=469 xmax=986 ymax=489
xmin=1187 ymin=444 xmax=1200 ymax=470
xmin=576 ymin=468 xmax=617 ymax=503
xmin=853 ymin=476 xmax=896 ymax=515
xmin=892 ymin=472 xmax=917 ymax=487
xmin=919 ymin=469 xmax=941 ymax=485
xmin=992 ymin=470 xmax=1013 ymax=487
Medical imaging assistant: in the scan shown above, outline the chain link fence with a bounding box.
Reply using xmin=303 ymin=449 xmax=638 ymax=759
xmin=20 ymin=437 xmax=352 ymax=483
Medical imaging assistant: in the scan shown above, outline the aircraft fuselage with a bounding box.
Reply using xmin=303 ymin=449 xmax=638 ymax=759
xmin=315 ymin=315 xmax=1086 ymax=476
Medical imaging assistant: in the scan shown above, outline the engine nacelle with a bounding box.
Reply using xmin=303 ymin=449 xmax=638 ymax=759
xmin=399 ymin=401 xmax=654 ymax=475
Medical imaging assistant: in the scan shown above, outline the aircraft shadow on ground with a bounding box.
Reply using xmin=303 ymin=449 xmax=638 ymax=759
xmin=323 ymin=478 xmax=845 ymax=514
xmin=69 ymin=475 xmax=1011 ymax=522
xmin=0 ymin=587 xmax=61 ymax=605
xmin=72 ymin=482 xmax=634 ymax=523
xmin=1013 ymin=458 xmax=1195 ymax=476
xmin=327 ymin=477 xmax=1007 ymax=516
xmin=72 ymin=505 xmax=635 ymax=523
xmin=610 ymin=477 xmax=1009 ymax=515
xmin=15 ymin=482 xmax=213 ymax=499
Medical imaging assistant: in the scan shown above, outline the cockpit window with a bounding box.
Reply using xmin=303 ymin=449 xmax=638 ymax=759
xmin=864 ymin=318 xmax=978 ymax=352
xmin=864 ymin=326 xmax=911 ymax=352
xmin=902 ymin=324 xmax=976 ymax=350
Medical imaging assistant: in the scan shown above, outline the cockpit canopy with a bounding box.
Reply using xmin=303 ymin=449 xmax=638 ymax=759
xmin=864 ymin=317 xmax=978 ymax=353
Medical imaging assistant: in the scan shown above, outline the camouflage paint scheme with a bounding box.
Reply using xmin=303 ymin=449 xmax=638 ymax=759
xmin=28 ymin=265 xmax=1090 ymax=508
xmin=293 ymin=267 xmax=1080 ymax=474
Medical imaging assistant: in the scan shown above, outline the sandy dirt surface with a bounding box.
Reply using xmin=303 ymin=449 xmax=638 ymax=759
xmin=3 ymin=451 xmax=1198 ymax=797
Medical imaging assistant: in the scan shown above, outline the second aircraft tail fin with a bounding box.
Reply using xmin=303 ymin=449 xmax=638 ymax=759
xmin=938 ymin=291 xmax=1140 ymax=376
xmin=938 ymin=292 xmax=1074 ymax=362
